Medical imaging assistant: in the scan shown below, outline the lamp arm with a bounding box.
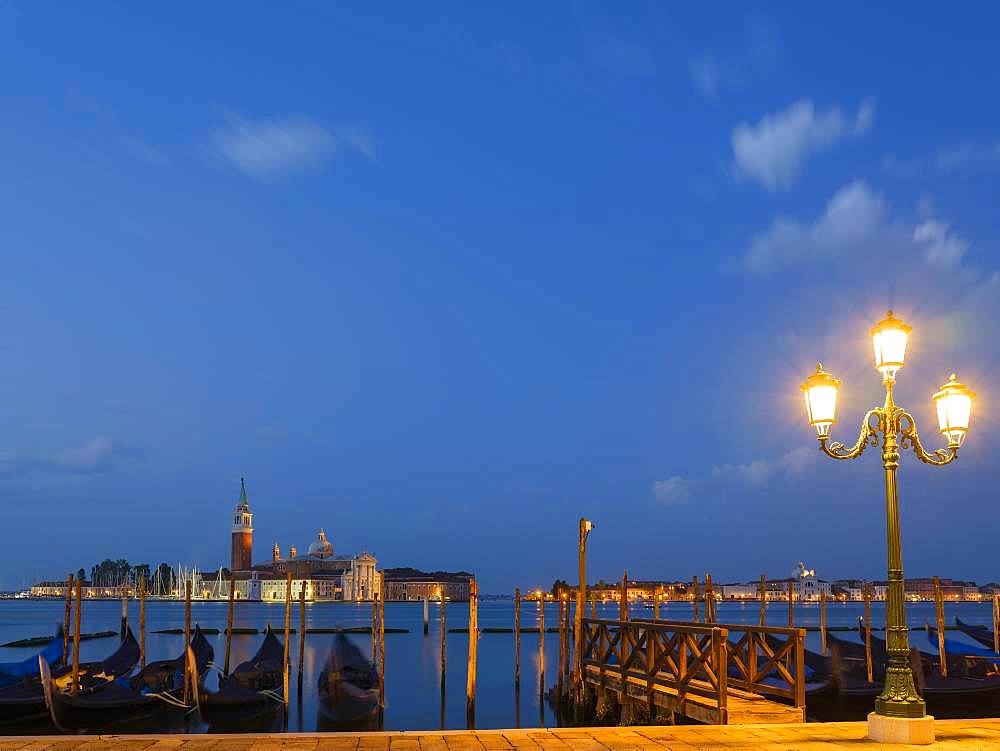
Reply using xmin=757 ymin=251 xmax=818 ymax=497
xmin=899 ymin=410 xmax=958 ymax=466
xmin=820 ymin=409 xmax=881 ymax=460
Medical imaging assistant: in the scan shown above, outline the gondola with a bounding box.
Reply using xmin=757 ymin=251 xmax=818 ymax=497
xmin=193 ymin=625 xmax=284 ymax=727
xmin=0 ymin=626 xmax=140 ymax=729
xmin=41 ymin=626 xmax=213 ymax=732
xmin=929 ymin=622 xmax=1000 ymax=661
xmin=133 ymin=626 xmax=214 ymax=692
xmin=0 ymin=626 xmax=64 ymax=688
xmin=955 ymin=617 xmax=998 ymax=650
xmin=317 ymin=633 xmax=379 ymax=728
xmin=830 ymin=630 xmax=1000 ymax=718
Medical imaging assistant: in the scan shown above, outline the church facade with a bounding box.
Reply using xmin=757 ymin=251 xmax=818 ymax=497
xmin=224 ymin=479 xmax=381 ymax=602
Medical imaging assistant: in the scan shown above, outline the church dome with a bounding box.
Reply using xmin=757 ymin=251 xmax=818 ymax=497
xmin=307 ymin=529 xmax=334 ymax=559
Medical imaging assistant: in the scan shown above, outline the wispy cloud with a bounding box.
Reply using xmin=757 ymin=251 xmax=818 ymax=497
xmin=735 ymin=180 xmax=888 ymax=273
xmin=730 ymin=180 xmax=970 ymax=275
xmin=712 ymin=446 xmax=817 ymax=487
xmin=0 ymin=436 xmax=142 ymax=478
xmin=652 ymin=476 xmax=689 ymax=504
xmin=688 ymin=20 xmax=778 ymax=101
xmin=883 ymin=141 xmax=1000 ymax=178
xmin=122 ymin=135 xmax=170 ymax=168
xmin=211 ymin=115 xmax=376 ymax=180
xmin=652 ymin=446 xmax=817 ymax=506
xmin=688 ymin=53 xmax=721 ymax=100
xmin=731 ymin=99 xmax=874 ymax=190
xmin=588 ymin=32 xmax=657 ymax=79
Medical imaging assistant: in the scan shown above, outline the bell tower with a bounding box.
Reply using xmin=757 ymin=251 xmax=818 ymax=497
xmin=231 ymin=478 xmax=253 ymax=572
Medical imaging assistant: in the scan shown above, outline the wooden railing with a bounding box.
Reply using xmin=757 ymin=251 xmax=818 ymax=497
xmin=580 ymin=618 xmax=805 ymax=723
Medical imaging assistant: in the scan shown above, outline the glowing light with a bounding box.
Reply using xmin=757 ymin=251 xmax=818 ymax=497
xmin=801 ymin=363 xmax=840 ymax=438
xmin=933 ymin=374 xmax=975 ymax=448
xmin=870 ymin=310 xmax=911 ymax=382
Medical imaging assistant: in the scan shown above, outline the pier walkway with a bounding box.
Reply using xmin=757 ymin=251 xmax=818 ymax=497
xmin=579 ymin=618 xmax=805 ymax=725
xmin=4 ymin=720 xmax=1000 ymax=750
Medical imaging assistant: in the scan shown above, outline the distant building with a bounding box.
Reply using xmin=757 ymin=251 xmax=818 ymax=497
xmin=720 ymin=582 xmax=755 ymax=599
xmin=231 ymin=478 xmax=254 ymax=572
xmin=382 ymin=568 xmax=474 ymax=601
xmin=903 ymin=577 xmax=978 ymax=601
xmin=832 ymin=579 xmax=866 ymax=601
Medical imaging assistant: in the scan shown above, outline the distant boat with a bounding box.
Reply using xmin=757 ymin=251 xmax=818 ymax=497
xmin=0 ymin=626 xmax=64 ymax=688
xmin=317 ymin=633 xmax=379 ymax=728
xmin=41 ymin=626 xmax=213 ymax=732
xmin=193 ymin=625 xmax=285 ymax=727
xmin=0 ymin=627 xmax=139 ymax=729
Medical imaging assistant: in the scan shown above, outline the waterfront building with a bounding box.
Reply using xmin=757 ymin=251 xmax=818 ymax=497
xmin=720 ymin=582 xmax=755 ymax=599
xmin=903 ymin=577 xmax=978 ymax=601
xmin=832 ymin=579 xmax=866 ymax=600
xmin=383 ymin=567 xmax=473 ymax=601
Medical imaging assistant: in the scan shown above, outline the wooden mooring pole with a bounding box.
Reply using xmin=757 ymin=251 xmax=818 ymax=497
xmin=514 ymin=587 xmax=521 ymax=688
xmin=224 ymin=571 xmax=235 ymax=676
xmin=863 ymin=583 xmax=873 ymax=683
xmin=283 ymin=572 xmax=291 ymax=707
xmin=820 ymin=589 xmax=827 ymax=656
xmin=71 ymin=576 xmax=82 ymax=696
xmin=440 ymin=590 xmax=446 ymax=690
xmin=139 ymin=575 xmax=146 ymax=670
xmin=538 ymin=592 xmax=545 ymax=699
xmin=759 ymin=574 xmax=767 ymax=627
xmin=120 ymin=591 xmax=128 ymax=639
xmin=183 ymin=579 xmax=192 ymax=704
xmin=994 ymin=594 xmax=999 ymax=655
xmin=423 ymin=595 xmax=429 ymax=636
xmin=787 ymin=579 xmax=794 ymax=627
xmin=705 ymin=574 xmax=715 ymax=623
xmin=466 ymin=579 xmax=478 ymax=728
xmin=62 ymin=573 xmax=73 ymax=663
xmin=378 ymin=585 xmax=386 ymax=709
xmin=619 ymin=570 xmax=628 ymax=622
xmin=298 ymin=583 xmax=306 ymax=681
xmin=934 ymin=575 xmax=947 ymax=677
xmin=372 ymin=596 xmax=378 ymax=662
xmin=691 ymin=575 xmax=700 ymax=623
xmin=556 ymin=594 xmax=565 ymax=704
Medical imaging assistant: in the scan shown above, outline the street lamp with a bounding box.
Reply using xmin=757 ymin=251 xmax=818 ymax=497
xmin=801 ymin=310 xmax=974 ymax=744
xmin=573 ymin=518 xmax=594 ymax=692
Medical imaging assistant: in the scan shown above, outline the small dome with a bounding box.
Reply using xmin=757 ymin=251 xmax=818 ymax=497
xmin=307 ymin=528 xmax=334 ymax=559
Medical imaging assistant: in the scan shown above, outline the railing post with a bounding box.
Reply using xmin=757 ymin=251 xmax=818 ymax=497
xmin=714 ymin=627 xmax=728 ymax=724
xmin=645 ymin=622 xmax=656 ymax=718
xmin=748 ymin=629 xmax=758 ymax=686
xmin=795 ymin=628 xmax=806 ymax=709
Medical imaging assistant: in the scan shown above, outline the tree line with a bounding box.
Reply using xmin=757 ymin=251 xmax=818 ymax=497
xmin=81 ymin=559 xmax=178 ymax=595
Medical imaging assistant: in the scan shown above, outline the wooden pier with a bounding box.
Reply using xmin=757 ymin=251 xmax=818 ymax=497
xmin=579 ymin=617 xmax=805 ymax=725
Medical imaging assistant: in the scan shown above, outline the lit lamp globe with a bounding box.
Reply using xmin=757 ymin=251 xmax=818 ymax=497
xmin=801 ymin=364 xmax=840 ymax=438
xmin=933 ymin=374 xmax=975 ymax=448
xmin=870 ymin=310 xmax=911 ymax=382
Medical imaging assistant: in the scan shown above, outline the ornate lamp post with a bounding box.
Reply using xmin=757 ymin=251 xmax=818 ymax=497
xmin=801 ymin=311 xmax=974 ymax=744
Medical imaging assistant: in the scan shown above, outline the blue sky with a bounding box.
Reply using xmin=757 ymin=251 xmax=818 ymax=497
xmin=1 ymin=3 xmax=999 ymax=592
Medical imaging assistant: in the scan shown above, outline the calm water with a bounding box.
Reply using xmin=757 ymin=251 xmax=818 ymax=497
xmin=0 ymin=598 xmax=996 ymax=733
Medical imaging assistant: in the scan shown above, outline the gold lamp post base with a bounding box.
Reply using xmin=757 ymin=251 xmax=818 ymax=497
xmin=867 ymin=712 xmax=935 ymax=745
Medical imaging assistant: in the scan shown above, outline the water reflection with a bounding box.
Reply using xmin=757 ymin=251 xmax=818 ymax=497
xmin=0 ymin=597 xmax=997 ymax=733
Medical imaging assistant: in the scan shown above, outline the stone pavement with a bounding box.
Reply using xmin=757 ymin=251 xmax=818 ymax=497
xmin=3 ymin=719 xmax=1000 ymax=751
